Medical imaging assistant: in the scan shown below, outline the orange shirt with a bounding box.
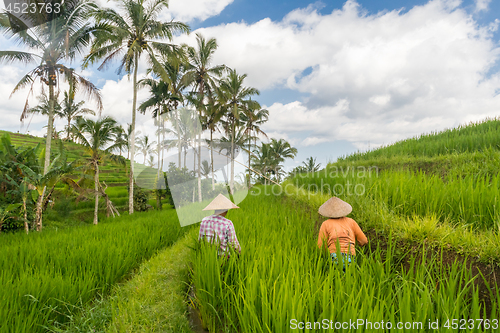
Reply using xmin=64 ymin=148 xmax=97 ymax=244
xmin=317 ymin=217 xmax=368 ymax=256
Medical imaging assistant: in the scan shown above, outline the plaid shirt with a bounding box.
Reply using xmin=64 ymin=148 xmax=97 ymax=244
xmin=199 ymin=214 xmax=241 ymax=253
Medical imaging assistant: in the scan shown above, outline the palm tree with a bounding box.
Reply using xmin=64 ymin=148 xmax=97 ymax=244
xmin=218 ymin=68 xmax=259 ymax=193
xmin=202 ymin=95 xmax=224 ymax=189
xmin=26 ymin=92 xmax=64 ymax=134
xmin=184 ymin=33 xmax=225 ymax=201
xmin=269 ymin=138 xmax=298 ymax=182
xmin=27 ymin=91 xmax=63 ymax=117
xmin=303 ymin=157 xmax=321 ymax=173
xmin=71 ymin=116 xmax=121 ymax=224
xmin=114 ymin=125 xmax=129 ymax=157
xmin=148 ymin=155 xmax=156 ymax=168
xmin=61 ymin=77 xmax=96 ymax=140
xmin=200 ymin=160 xmax=211 ymax=179
xmin=83 ymin=0 xmax=189 ymax=214
xmin=136 ymin=135 xmax=157 ymax=164
xmin=163 ymin=107 xmax=200 ymax=168
xmin=0 ymin=0 xmax=103 ymax=175
xmin=241 ymin=102 xmax=269 ymax=187
xmin=251 ymin=142 xmax=277 ymax=185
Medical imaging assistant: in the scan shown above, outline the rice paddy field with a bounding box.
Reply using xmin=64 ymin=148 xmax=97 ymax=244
xmin=0 ymin=209 xmax=189 ymax=333
xmin=191 ymin=187 xmax=500 ymax=332
xmin=190 ymin=120 xmax=500 ymax=332
xmin=2 ymin=119 xmax=500 ymax=332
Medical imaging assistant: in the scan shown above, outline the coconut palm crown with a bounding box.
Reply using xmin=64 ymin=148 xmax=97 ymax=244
xmin=0 ymin=0 xmax=104 ymax=174
xmin=82 ymin=0 xmax=189 ymax=214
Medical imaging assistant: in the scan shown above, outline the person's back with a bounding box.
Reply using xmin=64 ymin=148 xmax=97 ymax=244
xmin=199 ymin=213 xmax=241 ymax=254
xmin=316 ymin=196 xmax=368 ymax=267
xmin=317 ymin=217 xmax=367 ymax=256
xmin=198 ymin=194 xmax=241 ymax=256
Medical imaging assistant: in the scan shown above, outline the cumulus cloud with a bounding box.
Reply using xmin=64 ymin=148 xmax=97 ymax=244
xmin=475 ymin=0 xmax=491 ymax=12
xmin=176 ymin=0 xmax=500 ymax=151
xmin=1 ymin=0 xmax=500 ymax=161
xmin=165 ymin=0 xmax=234 ymax=23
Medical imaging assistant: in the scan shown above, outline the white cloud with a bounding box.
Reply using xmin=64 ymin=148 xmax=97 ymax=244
xmin=475 ymin=0 xmax=491 ymax=12
xmin=178 ymin=0 xmax=500 ymax=152
xmin=162 ymin=0 xmax=234 ymax=23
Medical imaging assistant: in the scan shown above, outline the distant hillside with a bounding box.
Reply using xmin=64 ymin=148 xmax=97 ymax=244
xmin=339 ymin=118 xmax=500 ymax=162
xmin=0 ymin=130 xmax=160 ymax=227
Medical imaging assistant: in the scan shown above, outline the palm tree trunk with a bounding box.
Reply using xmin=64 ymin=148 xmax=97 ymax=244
xmin=35 ymin=186 xmax=46 ymax=232
xmin=23 ymin=198 xmax=28 ymax=234
xmin=94 ymin=162 xmax=99 ymax=225
xmin=197 ymin=132 xmax=202 ymax=202
xmin=157 ymin=110 xmax=161 ymax=210
xmin=44 ymin=76 xmax=55 ymax=175
xmin=184 ymin=147 xmax=187 ymax=169
xmin=67 ymin=118 xmax=71 ymax=140
xmin=210 ymin=129 xmax=215 ymax=190
xmin=129 ymin=55 xmax=139 ymax=214
xmin=161 ymin=117 xmax=165 ymax=171
xmin=176 ymin=108 xmax=181 ymax=168
xmin=230 ymin=120 xmax=235 ymax=194
xmin=248 ymin=132 xmax=251 ymax=188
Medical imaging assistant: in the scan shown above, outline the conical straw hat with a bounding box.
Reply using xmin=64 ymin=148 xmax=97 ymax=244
xmin=318 ymin=197 xmax=352 ymax=218
xmin=202 ymin=194 xmax=240 ymax=211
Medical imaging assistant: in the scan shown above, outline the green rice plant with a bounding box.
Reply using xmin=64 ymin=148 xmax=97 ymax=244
xmin=0 ymin=209 xmax=187 ymax=333
xmin=192 ymin=187 xmax=500 ymax=332
xmin=49 ymin=229 xmax=197 ymax=333
xmin=340 ymin=118 xmax=500 ymax=161
xmin=293 ymin=168 xmax=500 ymax=230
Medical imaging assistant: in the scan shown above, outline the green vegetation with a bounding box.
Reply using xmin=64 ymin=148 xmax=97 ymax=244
xmin=340 ymin=118 xmax=500 ymax=161
xmin=0 ymin=209 xmax=187 ymax=333
xmin=50 ymin=229 xmax=196 ymax=333
xmin=293 ymin=169 xmax=500 ymax=230
xmin=192 ymin=187 xmax=500 ymax=332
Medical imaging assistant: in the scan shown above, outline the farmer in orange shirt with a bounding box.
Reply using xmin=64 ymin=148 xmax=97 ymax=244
xmin=317 ymin=197 xmax=368 ymax=268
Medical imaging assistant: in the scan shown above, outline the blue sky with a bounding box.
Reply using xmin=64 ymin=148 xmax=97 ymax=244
xmin=1 ymin=0 xmax=500 ymax=173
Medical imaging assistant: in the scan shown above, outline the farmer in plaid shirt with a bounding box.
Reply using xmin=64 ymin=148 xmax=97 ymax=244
xmin=199 ymin=194 xmax=241 ymax=255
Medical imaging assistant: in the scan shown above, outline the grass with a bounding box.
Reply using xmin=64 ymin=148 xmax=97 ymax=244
xmin=191 ymin=187 xmax=500 ymax=332
xmin=292 ymin=168 xmax=500 ymax=230
xmin=283 ymin=182 xmax=500 ymax=265
xmin=0 ymin=208 xmax=187 ymax=333
xmin=48 ymin=228 xmax=197 ymax=333
xmin=340 ymin=118 xmax=500 ymax=161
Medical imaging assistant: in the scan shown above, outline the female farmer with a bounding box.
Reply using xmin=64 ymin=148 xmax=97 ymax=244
xmin=317 ymin=197 xmax=368 ymax=267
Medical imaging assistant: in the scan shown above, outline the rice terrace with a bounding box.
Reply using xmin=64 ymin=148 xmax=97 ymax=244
xmin=1 ymin=0 xmax=500 ymax=332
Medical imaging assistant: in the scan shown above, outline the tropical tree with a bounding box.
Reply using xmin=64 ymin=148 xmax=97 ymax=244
xmin=71 ymin=116 xmax=122 ymax=224
xmin=250 ymin=142 xmax=277 ymax=185
xmin=27 ymin=91 xmax=63 ymax=122
xmin=83 ymin=0 xmax=189 ymax=214
xmin=148 ymin=155 xmax=156 ymax=167
xmin=0 ymin=0 xmax=103 ymax=175
xmin=200 ymin=159 xmax=213 ymax=179
xmin=303 ymin=156 xmax=321 ymax=173
xmin=11 ymin=141 xmax=77 ymax=231
xmin=202 ymin=95 xmax=224 ymax=189
xmin=218 ymin=69 xmax=259 ymax=193
xmin=61 ymin=77 xmax=96 ymax=140
xmin=241 ymin=102 xmax=268 ymax=187
xmin=136 ymin=135 xmax=156 ymax=164
xmin=163 ymin=107 xmax=200 ymax=169
xmin=269 ymin=138 xmax=297 ymax=182
xmin=184 ymin=33 xmax=225 ymax=201
xmin=114 ymin=125 xmax=129 ymax=157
